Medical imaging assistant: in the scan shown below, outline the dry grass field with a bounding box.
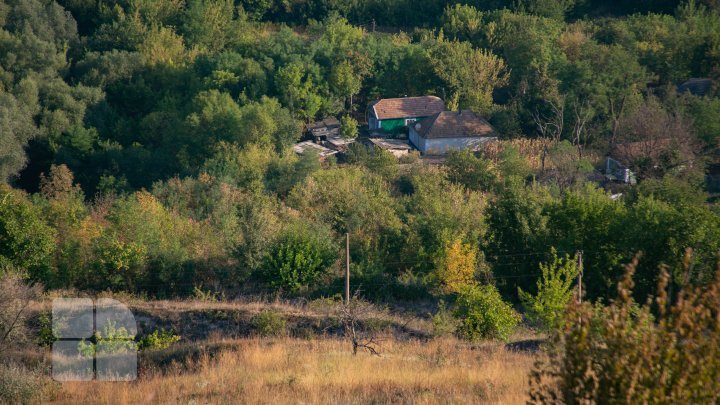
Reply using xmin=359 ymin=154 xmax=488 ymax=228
xmin=54 ymin=337 xmax=537 ymax=404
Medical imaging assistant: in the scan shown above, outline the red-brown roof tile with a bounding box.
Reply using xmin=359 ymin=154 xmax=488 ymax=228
xmin=414 ymin=110 xmax=496 ymax=139
xmin=371 ymin=96 xmax=445 ymax=120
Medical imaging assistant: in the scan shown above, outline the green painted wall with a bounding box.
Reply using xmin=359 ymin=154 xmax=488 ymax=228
xmin=380 ymin=116 xmax=429 ymax=133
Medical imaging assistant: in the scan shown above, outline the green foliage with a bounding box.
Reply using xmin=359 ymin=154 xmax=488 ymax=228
xmin=445 ymin=149 xmax=498 ymax=192
xmin=429 ymin=39 xmax=509 ymax=113
xmin=431 ymin=300 xmax=458 ymax=338
xmin=518 ymin=250 xmax=579 ymax=330
xmin=0 ymin=0 xmax=718 ymax=311
xmin=138 ymin=329 xmax=181 ymax=350
xmin=497 ymin=145 xmax=532 ymax=180
xmin=251 ymin=309 xmax=287 ymax=337
xmin=454 ymin=284 xmax=520 ymax=342
xmin=340 ymin=115 xmax=358 ymax=139
xmin=262 ymin=220 xmax=337 ymax=292
xmin=529 ymin=254 xmax=720 ymax=403
xmin=0 ymin=187 xmax=56 ymax=278
xmin=78 ymin=320 xmax=136 ymax=357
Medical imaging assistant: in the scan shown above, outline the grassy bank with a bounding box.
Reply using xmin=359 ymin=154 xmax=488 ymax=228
xmin=55 ymin=337 xmax=536 ymax=404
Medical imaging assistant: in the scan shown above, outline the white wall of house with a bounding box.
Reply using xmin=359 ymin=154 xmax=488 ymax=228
xmin=409 ymin=127 xmax=496 ymax=154
xmin=408 ymin=127 xmax=426 ymax=152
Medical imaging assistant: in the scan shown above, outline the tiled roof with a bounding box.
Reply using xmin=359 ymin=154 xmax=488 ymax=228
xmin=371 ymin=96 xmax=445 ymax=120
xmin=413 ymin=110 xmax=496 ymax=139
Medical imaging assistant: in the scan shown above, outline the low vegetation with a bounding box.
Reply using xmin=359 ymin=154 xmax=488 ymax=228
xmin=55 ymin=338 xmax=536 ymax=404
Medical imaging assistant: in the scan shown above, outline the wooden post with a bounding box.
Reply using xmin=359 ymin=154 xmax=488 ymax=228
xmin=576 ymin=251 xmax=583 ymax=303
xmin=345 ymin=233 xmax=350 ymax=305
xmin=371 ymin=19 xmax=376 ymax=33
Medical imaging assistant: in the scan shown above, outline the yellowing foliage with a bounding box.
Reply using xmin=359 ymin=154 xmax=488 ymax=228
xmin=434 ymin=238 xmax=478 ymax=294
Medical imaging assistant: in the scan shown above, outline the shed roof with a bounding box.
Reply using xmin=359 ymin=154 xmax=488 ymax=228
xmin=413 ymin=110 xmax=496 ymax=139
xmin=306 ymin=117 xmax=341 ymax=131
xmin=368 ymin=138 xmax=412 ymax=150
xmin=371 ymin=96 xmax=445 ymax=120
xmin=292 ymin=141 xmax=337 ymax=158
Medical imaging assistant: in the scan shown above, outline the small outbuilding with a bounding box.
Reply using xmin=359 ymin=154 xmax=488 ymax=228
xmin=368 ymin=138 xmax=413 ymax=158
xmin=408 ymin=110 xmax=497 ymax=155
xmin=367 ymin=96 xmax=445 ymax=133
xmin=292 ymin=141 xmax=337 ymax=160
xmin=305 ymin=117 xmax=341 ymax=143
xmin=325 ymin=135 xmax=356 ymax=152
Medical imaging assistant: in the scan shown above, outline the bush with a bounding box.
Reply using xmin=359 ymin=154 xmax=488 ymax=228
xmin=0 ymin=271 xmax=40 ymax=351
xmin=518 ymin=250 xmax=579 ymax=330
xmin=431 ymin=300 xmax=458 ymax=338
xmin=251 ymin=310 xmax=287 ymax=337
xmin=138 ymin=329 xmax=181 ymax=350
xmin=0 ymin=363 xmax=56 ymax=404
xmin=432 ymin=237 xmax=479 ymax=294
xmin=529 ymin=252 xmax=720 ymax=403
xmin=454 ymin=285 xmax=520 ymax=342
xmin=0 ymin=187 xmax=56 ymax=280
xmin=261 ymin=221 xmax=337 ymax=292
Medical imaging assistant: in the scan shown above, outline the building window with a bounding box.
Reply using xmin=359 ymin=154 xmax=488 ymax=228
xmin=405 ymin=118 xmax=416 ymax=126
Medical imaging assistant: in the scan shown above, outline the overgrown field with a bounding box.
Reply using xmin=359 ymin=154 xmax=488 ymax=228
xmin=55 ymin=337 xmax=537 ymax=404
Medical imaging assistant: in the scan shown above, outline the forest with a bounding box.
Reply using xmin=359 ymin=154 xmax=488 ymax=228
xmin=2 ymin=0 xmax=719 ymax=300
xmin=2 ymin=0 xmax=720 ymax=402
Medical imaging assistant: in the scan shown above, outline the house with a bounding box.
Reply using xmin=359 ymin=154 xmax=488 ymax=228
xmin=368 ymin=138 xmax=413 ymax=157
xmin=305 ymin=117 xmax=341 ymax=143
xmin=292 ymin=141 xmax=337 ymax=160
xmin=408 ymin=110 xmax=497 ymax=155
xmin=367 ymin=96 xmax=445 ymax=133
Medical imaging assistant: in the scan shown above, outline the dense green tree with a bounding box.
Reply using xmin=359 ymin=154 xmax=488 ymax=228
xmin=0 ymin=186 xmax=56 ymax=279
xmin=261 ymin=219 xmax=337 ymax=292
xmin=445 ymin=149 xmax=499 ymax=192
xmin=429 ymin=38 xmax=509 ymax=112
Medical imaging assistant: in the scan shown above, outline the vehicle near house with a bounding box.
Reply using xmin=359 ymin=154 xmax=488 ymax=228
xmin=409 ymin=110 xmax=497 ymax=155
xmin=367 ymin=96 xmax=445 ymax=134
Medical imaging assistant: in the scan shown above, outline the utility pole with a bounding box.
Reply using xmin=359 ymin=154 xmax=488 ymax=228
xmin=345 ymin=232 xmax=350 ymax=305
xmin=576 ymin=250 xmax=584 ymax=304
xmin=371 ymin=19 xmax=376 ymax=33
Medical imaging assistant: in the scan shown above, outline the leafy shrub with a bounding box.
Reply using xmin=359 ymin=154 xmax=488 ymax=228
xmin=0 ymin=363 xmax=56 ymax=404
xmin=445 ymin=149 xmax=498 ymax=192
xmin=78 ymin=320 xmax=136 ymax=357
xmin=0 ymin=187 xmax=56 ymax=279
xmin=138 ymin=329 xmax=181 ymax=350
xmin=454 ymin=285 xmax=520 ymax=342
xmin=518 ymin=250 xmax=579 ymax=330
xmin=431 ymin=300 xmax=458 ymax=338
xmin=529 ymin=252 xmax=720 ymax=403
xmin=340 ymin=115 xmax=358 ymax=138
xmin=251 ymin=310 xmax=287 ymax=337
xmin=262 ymin=221 xmax=337 ymax=292
xmin=36 ymin=312 xmax=55 ymax=347
xmin=432 ymin=237 xmax=479 ymax=294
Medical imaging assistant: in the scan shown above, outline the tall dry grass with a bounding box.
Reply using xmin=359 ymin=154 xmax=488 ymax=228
xmin=56 ymin=337 xmax=536 ymax=404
